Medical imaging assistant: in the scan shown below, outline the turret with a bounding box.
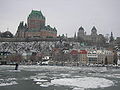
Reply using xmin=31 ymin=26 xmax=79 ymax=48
xmin=77 ymin=26 xmax=85 ymax=38
xmin=91 ymin=26 xmax=97 ymax=35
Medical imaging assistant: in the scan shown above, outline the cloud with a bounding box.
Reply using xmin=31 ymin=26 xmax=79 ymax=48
xmin=0 ymin=0 xmax=120 ymax=37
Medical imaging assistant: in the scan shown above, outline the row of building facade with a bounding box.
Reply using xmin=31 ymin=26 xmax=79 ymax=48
xmin=64 ymin=49 xmax=115 ymax=65
xmin=0 ymin=41 xmax=119 ymax=65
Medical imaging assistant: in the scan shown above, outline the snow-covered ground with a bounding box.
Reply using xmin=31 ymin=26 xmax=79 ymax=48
xmin=0 ymin=41 xmax=56 ymax=53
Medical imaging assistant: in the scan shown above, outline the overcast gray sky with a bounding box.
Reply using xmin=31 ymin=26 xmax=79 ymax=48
xmin=0 ymin=0 xmax=120 ymax=37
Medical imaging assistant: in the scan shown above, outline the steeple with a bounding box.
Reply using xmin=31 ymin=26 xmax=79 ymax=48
xmin=24 ymin=23 xmax=27 ymax=28
xmin=18 ymin=21 xmax=24 ymax=30
xmin=74 ymin=32 xmax=77 ymax=39
xmin=109 ymin=32 xmax=114 ymax=43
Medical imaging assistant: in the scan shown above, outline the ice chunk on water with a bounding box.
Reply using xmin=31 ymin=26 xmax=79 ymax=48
xmin=0 ymin=81 xmax=18 ymax=86
xmin=51 ymin=77 xmax=114 ymax=89
xmin=7 ymin=78 xmax=17 ymax=81
xmin=40 ymin=84 xmax=49 ymax=87
xmin=72 ymin=87 xmax=84 ymax=90
xmin=33 ymin=78 xmax=48 ymax=82
xmin=40 ymin=82 xmax=53 ymax=87
xmin=36 ymin=82 xmax=42 ymax=85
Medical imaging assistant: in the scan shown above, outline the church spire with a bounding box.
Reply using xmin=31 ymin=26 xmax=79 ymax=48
xmin=109 ymin=32 xmax=114 ymax=43
xmin=74 ymin=32 xmax=77 ymax=39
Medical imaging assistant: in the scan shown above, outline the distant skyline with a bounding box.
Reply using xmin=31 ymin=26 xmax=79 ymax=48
xmin=0 ymin=0 xmax=120 ymax=37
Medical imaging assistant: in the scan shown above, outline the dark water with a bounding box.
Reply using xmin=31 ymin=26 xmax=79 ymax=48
xmin=0 ymin=65 xmax=120 ymax=90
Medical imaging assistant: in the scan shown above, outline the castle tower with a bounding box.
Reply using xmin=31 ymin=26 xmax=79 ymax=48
xmin=77 ymin=26 xmax=85 ymax=38
xmin=27 ymin=10 xmax=45 ymax=31
xmin=91 ymin=26 xmax=97 ymax=36
xmin=15 ymin=10 xmax=57 ymax=38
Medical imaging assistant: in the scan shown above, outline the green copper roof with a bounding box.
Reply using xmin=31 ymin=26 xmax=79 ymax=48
xmin=28 ymin=10 xmax=45 ymax=19
xmin=27 ymin=25 xmax=57 ymax=33
xmin=42 ymin=25 xmax=57 ymax=32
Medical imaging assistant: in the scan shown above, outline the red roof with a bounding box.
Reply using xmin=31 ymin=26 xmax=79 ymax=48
xmin=70 ymin=50 xmax=78 ymax=55
xmin=79 ymin=50 xmax=87 ymax=54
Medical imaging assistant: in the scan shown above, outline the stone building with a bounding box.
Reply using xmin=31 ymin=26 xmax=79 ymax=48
xmin=97 ymin=50 xmax=114 ymax=64
xmin=77 ymin=26 xmax=105 ymax=46
xmin=15 ymin=10 xmax=57 ymax=38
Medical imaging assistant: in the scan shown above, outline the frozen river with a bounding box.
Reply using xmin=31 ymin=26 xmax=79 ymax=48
xmin=0 ymin=65 xmax=120 ymax=90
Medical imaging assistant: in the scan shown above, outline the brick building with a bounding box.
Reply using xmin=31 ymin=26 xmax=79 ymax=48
xmin=15 ymin=10 xmax=57 ymax=38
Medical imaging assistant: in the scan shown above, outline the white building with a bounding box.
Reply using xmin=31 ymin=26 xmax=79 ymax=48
xmin=87 ymin=50 xmax=98 ymax=64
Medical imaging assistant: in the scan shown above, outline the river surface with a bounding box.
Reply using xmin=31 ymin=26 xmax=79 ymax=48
xmin=0 ymin=65 xmax=120 ymax=90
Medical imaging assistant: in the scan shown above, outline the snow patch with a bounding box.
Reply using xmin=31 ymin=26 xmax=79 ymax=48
xmin=51 ymin=77 xmax=114 ymax=89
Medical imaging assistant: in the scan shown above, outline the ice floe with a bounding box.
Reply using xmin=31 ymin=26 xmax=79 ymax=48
xmin=0 ymin=77 xmax=18 ymax=87
xmin=35 ymin=80 xmax=53 ymax=87
xmin=0 ymin=81 xmax=18 ymax=86
xmin=7 ymin=78 xmax=17 ymax=81
xmin=51 ymin=77 xmax=114 ymax=89
xmin=36 ymin=82 xmax=42 ymax=85
xmin=72 ymin=87 xmax=84 ymax=90
xmin=33 ymin=78 xmax=48 ymax=82
xmin=40 ymin=82 xmax=53 ymax=87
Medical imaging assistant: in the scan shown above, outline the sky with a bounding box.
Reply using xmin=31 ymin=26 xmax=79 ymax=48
xmin=0 ymin=0 xmax=120 ymax=37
